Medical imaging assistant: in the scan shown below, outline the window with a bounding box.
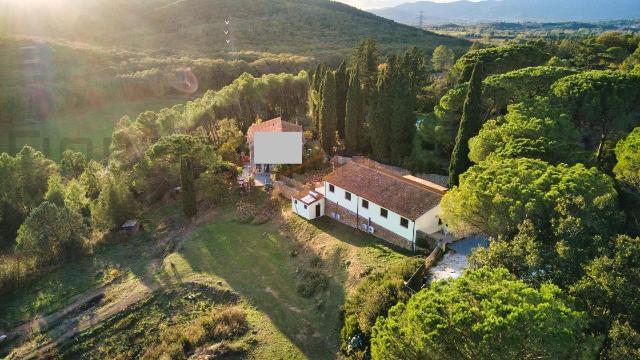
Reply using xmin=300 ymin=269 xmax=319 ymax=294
xmin=362 ymin=199 xmax=369 ymax=209
xmin=345 ymin=192 xmax=351 ymax=201
xmin=329 ymin=184 xmax=335 ymax=193
xmin=304 ymin=205 xmax=308 ymax=209
xmin=380 ymin=208 xmax=388 ymax=218
xmin=400 ymin=217 xmax=409 ymax=228
xmin=294 ymin=200 xmax=298 ymax=204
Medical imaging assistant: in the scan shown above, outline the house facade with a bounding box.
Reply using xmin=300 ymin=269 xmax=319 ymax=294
xmin=292 ymin=160 xmax=447 ymax=251
xmin=246 ymin=117 xmax=303 ymax=174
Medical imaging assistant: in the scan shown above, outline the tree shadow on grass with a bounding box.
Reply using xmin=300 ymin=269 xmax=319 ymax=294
xmin=180 ymin=220 xmax=345 ymax=360
xmin=307 ymin=216 xmax=415 ymax=256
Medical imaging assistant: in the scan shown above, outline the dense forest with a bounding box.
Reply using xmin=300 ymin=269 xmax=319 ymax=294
xmin=0 ymin=0 xmax=469 ymax=58
xmin=0 ymin=36 xmax=314 ymax=125
xmin=1 ymin=0 xmax=640 ymax=357
xmin=330 ymin=32 xmax=640 ymax=359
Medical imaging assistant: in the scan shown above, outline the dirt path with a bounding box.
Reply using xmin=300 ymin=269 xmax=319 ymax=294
xmin=5 ymin=210 xmax=215 ymax=359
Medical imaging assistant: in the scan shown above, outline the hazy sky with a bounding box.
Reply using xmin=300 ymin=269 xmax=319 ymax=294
xmin=337 ymin=0 xmax=475 ymax=10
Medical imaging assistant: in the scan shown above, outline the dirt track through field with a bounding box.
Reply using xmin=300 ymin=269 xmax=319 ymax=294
xmin=5 ymin=212 xmax=213 ymax=359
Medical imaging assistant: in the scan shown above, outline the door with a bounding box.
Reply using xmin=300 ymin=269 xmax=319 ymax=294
xmin=316 ymin=204 xmax=321 ymax=218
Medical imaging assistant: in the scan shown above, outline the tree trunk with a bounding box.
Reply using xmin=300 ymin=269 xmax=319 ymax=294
xmin=596 ymin=121 xmax=608 ymax=165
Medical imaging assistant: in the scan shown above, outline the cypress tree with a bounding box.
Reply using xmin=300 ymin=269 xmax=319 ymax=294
xmin=335 ymin=60 xmax=348 ymax=139
xmin=319 ymin=71 xmax=337 ymax=154
xmin=389 ymin=56 xmax=417 ymax=164
xmin=312 ymin=63 xmax=324 ymax=90
xmin=181 ymin=156 xmax=197 ymax=219
xmin=309 ymin=64 xmax=326 ymax=133
xmin=369 ymin=61 xmax=393 ymax=162
xmin=351 ymin=39 xmax=379 ymax=134
xmin=345 ymin=68 xmax=363 ymax=154
xmin=448 ymin=61 xmax=484 ymax=188
xmin=350 ymin=39 xmax=379 ymax=96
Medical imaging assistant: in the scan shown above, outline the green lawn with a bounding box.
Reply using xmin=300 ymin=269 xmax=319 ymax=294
xmin=164 ymin=204 xmax=412 ymax=359
xmin=166 ymin=220 xmax=342 ymax=359
xmin=0 ymin=97 xmax=187 ymax=161
xmin=2 ymin=197 xmax=411 ymax=359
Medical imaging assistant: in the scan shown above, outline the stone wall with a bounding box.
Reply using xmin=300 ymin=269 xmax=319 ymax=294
xmin=273 ymin=180 xmax=298 ymax=199
xmin=325 ymin=199 xmax=358 ymax=228
xmin=325 ymin=199 xmax=415 ymax=251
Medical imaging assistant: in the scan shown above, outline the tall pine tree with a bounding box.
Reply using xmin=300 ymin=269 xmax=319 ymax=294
xmin=351 ymin=39 xmax=379 ymax=134
xmin=448 ymin=61 xmax=484 ymax=188
xmin=335 ymin=61 xmax=348 ymax=139
xmin=309 ymin=63 xmax=326 ymax=133
xmin=389 ymin=56 xmax=417 ymax=164
xmin=345 ymin=68 xmax=364 ymax=154
xmin=181 ymin=156 xmax=197 ymax=220
xmin=319 ymin=71 xmax=337 ymax=154
xmin=369 ymin=61 xmax=393 ymax=162
xmin=350 ymin=39 xmax=379 ymax=94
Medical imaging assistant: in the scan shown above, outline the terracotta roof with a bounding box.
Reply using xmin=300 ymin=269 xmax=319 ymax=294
xmin=324 ymin=161 xmax=445 ymax=220
xmin=402 ymin=175 xmax=448 ymax=193
xmin=246 ymin=117 xmax=303 ymax=143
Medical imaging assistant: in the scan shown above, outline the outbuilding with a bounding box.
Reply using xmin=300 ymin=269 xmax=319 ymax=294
xmin=292 ymin=190 xmax=325 ymax=220
xmin=121 ymin=220 xmax=141 ymax=235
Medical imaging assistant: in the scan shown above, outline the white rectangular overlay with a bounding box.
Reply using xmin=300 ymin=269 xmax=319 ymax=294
xmin=254 ymin=132 xmax=303 ymax=164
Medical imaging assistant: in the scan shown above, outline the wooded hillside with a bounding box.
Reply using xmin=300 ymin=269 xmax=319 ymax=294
xmin=0 ymin=0 xmax=469 ymax=58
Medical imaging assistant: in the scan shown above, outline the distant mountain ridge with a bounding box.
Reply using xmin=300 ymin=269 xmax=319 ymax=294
xmin=372 ymin=0 xmax=640 ymax=25
xmin=0 ymin=0 xmax=469 ymax=58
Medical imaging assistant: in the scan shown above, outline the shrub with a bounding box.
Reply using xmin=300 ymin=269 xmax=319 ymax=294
xmin=340 ymin=258 xmax=421 ymax=356
xmin=204 ymin=306 xmax=249 ymax=340
xmin=16 ymin=202 xmax=88 ymax=265
xmin=0 ymin=254 xmax=38 ymax=297
xmin=297 ymin=269 xmax=330 ymax=298
xmin=235 ymin=202 xmax=257 ymax=223
xmin=141 ymin=306 xmax=249 ymax=359
xmin=91 ymin=176 xmax=140 ymax=231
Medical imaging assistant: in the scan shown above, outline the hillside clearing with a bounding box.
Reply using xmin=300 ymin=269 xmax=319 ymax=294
xmin=2 ymin=195 xmax=412 ymax=359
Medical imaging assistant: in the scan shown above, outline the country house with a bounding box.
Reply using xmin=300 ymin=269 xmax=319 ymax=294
xmin=292 ymin=159 xmax=448 ymax=251
xmin=246 ymin=117 xmax=303 ymax=174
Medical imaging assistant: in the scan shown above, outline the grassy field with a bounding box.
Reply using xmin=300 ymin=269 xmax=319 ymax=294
xmin=2 ymin=194 xmax=412 ymax=359
xmin=166 ymin=219 xmax=343 ymax=358
xmin=163 ymin=203 xmax=412 ymax=359
xmin=0 ymin=230 xmax=161 ymax=330
xmin=0 ymin=97 xmax=187 ymax=161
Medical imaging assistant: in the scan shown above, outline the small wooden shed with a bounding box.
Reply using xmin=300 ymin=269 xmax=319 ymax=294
xmin=121 ymin=220 xmax=141 ymax=235
xmin=292 ymin=190 xmax=325 ymax=220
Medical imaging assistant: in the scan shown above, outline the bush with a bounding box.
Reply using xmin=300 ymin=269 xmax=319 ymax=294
xmin=142 ymin=306 xmax=249 ymax=360
xmin=340 ymin=258 xmax=421 ymax=356
xmin=235 ymin=202 xmax=257 ymax=223
xmin=0 ymin=254 xmax=38 ymax=297
xmin=16 ymin=202 xmax=88 ymax=265
xmin=297 ymin=269 xmax=330 ymax=298
xmin=203 ymin=306 xmax=249 ymax=340
xmin=91 ymin=177 xmax=140 ymax=231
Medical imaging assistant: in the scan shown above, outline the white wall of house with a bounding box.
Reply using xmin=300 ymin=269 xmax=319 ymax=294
xmin=292 ymin=198 xmax=324 ymax=220
xmin=415 ymin=205 xmax=443 ymax=235
xmin=325 ymin=181 xmax=417 ymax=242
xmin=324 ymin=182 xmax=358 ymax=213
xmin=358 ymin=196 xmax=416 ymax=241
